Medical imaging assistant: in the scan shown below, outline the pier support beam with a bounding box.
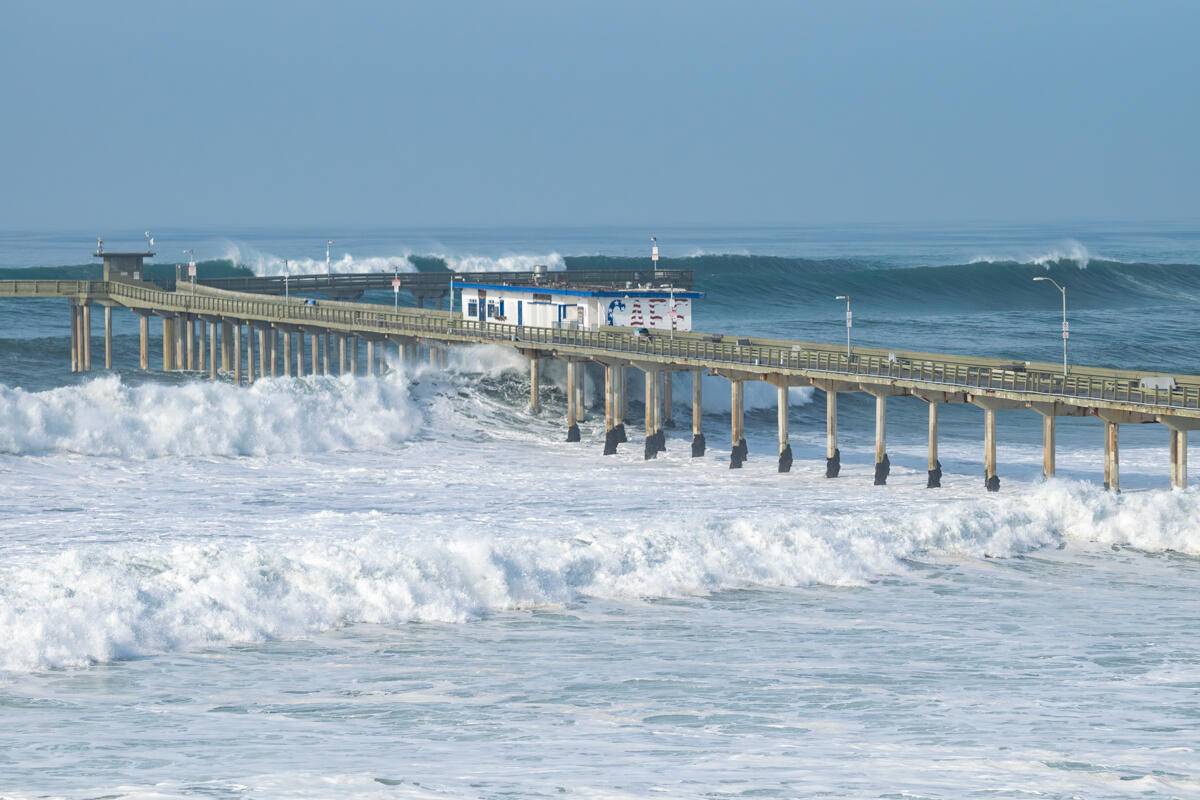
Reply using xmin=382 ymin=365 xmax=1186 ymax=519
xmin=232 ymin=323 xmax=242 ymax=385
xmin=927 ymin=402 xmax=941 ymax=487
xmin=1159 ymin=417 xmax=1200 ymax=489
xmin=138 ymin=312 xmax=149 ymax=371
xmin=1104 ymin=420 xmax=1119 ymax=492
xmin=642 ymin=366 xmax=659 ymax=458
xmin=691 ymin=368 xmax=705 ymax=457
xmin=529 ymin=356 xmax=540 ymax=413
xmin=310 ymin=334 xmax=319 ymax=376
xmin=970 ymin=396 xmax=1023 ymax=492
xmin=282 ymin=330 xmax=293 ymax=377
xmin=1030 ymin=402 xmax=1088 ymax=480
xmin=1171 ymin=429 xmax=1187 ymax=489
xmin=338 ymin=335 xmax=347 ymax=376
xmin=663 ymin=372 xmax=673 ymax=427
xmin=566 ymin=360 xmax=580 ymax=442
xmin=69 ymin=303 xmax=78 ymax=372
xmin=197 ymin=321 xmax=206 ymax=375
xmin=103 ymin=306 xmax=113 ymax=370
xmin=81 ymin=303 xmax=91 ymax=371
xmin=874 ymin=395 xmax=888 ymax=485
xmin=776 ymin=380 xmax=792 ymax=473
xmin=185 ymin=316 xmax=194 ymax=371
xmin=162 ymin=317 xmax=175 ymax=371
xmin=350 ymin=336 xmax=359 ymax=375
xmin=814 ymin=380 xmax=853 ymax=478
xmin=603 ymin=362 xmax=618 ymax=454
xmin=221 ymin=322 xmax=232 ymax=372
xmin=209 ymin=322 xmax=218 ymax=379
xmin=322 ymin=333 xmax=330 ymax=376
xmin=258 ymin=328 xmax=268 ymax=379
xmin=245 ymin=325 xmax=255 ymax=383
xmin=730 ymin=378 xmax=746 ymax=469
xmin=575 ymin=362 xmax=587 ymax=426
xmin=366 ymin=340 xmax=376 ymax=377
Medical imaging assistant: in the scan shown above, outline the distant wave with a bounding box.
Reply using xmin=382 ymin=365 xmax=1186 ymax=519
xmin=1 ymin=481 xmax=1196 ymax=671
xmin=968 ymin=239 xmax=1097 ymax=269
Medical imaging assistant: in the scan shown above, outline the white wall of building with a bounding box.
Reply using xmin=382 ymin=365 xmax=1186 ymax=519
xmin=461 ymin=287 xmax=694 ymax=331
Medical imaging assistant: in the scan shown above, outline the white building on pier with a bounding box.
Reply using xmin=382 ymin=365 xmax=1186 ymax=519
xmin=456 ymin=281 xmax=704 ymax=331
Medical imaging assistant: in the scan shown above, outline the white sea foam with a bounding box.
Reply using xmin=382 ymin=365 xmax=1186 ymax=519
xmin=221 ymin=242 xmax=417 ymax=276
xmin=2 ymin=481 xmax=1196 ymax=672
xmin=0 ymin=375 xmax=421 ymax=457
xmin=438 ymin=252 xmax=565 ymax=273
xmin=968 ymin=239 xmax=1093 ymax=269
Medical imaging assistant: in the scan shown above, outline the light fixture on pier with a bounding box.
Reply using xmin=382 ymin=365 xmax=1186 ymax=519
xmin=835 ymin=295 xmax=852 ymax=358
xmin=1033 ymin=276 xmax=1068 ymax=377
xmin=326 ymin=240 xmax=334 ymax=275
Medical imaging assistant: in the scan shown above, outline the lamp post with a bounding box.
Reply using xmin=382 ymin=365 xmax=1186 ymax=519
xmin=184 ymin=249 xmax=196 ymax=288
xmin=1033 ymin=276 xmax=1068 ymax=376
xmin=835 ymin=295 xmax=852 ymax=357
xmin=326 ymin=240 xmax=334 ymax=275
xmin=283 ymin=259 xmax=290 ymax=301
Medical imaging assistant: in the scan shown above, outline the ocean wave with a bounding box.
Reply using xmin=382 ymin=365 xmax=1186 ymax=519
xmin=2 ymin=481 xmax=1195 ymax=672
xmin=438 ymin=252 xmax=566 ymax=273
xmin=968 ymin=239 xmax=1096 ymax=269
xmin=0 ymin=375 xmax=422 ymax=457
xmin=219 ymin=242 xmax=417 ymax=276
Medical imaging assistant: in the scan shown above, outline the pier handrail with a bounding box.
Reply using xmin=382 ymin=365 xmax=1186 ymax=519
xmin=5 ymin=277 xmax=1200 ymax=414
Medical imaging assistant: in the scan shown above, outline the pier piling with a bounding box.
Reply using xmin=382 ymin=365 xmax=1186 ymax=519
xmin=138 ymin=312 xmax=149 ymax=371
xmin=103 ymin=305 xmax=112 ymax=370
xmin=81 ymin=303 xmax=91 ymax=371
xmin=777 ymin=381 xmax=792 ymax=473
xmin=873 ymin=394 xmax=889 ymax=485
xmin=730 ymin=379 xmax=746 ymax=468
xmin=927 ymin=401 xmax=941 ymax=488
xmin=566 ymin=360 xmax=580 ymax=442
xmin=1104 ymin=420 xmax=1120 ymax=492
xmin=232 ymin=323 xmax=242 ymax=385
xmin=692 ymin=368 xmax=705 ymax=457
xmin=529 ymin=356 xmax=540 ymax=413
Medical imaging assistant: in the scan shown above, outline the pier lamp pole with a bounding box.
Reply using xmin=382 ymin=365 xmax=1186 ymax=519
xmin=326 ymin=240 xmax=334 ymax=275
xmin=184 ymin=249 xmax=196 ymax=288
xmin=283 ymin=259 xmax=290 ymax=301
xmin=836 ymin=295 xmax=852 ymax=358
xmin=1033 ymin=276 xmax=1068 ymax=376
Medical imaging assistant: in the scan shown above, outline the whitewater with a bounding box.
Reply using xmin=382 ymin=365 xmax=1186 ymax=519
xmin=2 ymin=224 xmax=1200 ymax=799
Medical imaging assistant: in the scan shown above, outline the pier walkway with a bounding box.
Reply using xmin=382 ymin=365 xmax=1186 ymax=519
xmin=3 ymin=276 xmax=1197 ymax=491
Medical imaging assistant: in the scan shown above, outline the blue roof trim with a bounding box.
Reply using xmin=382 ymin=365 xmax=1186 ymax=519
xmin=455 ymin=282 xmax=705 ymax=299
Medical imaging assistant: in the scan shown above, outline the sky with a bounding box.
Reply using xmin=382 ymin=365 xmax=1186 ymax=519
xmin=1 ymin=0 xmax=1198 ymax=230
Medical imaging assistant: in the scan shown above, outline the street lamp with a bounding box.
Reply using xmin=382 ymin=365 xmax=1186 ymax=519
xmin=326 ymin=240 xmax=334 ymax=275
xmin=1033 ymin=276 xmax=1068 ymax=376
xmin=184 ymin=249 xmax=196 ymax=288
xmin=835 ymin=295 xmax=852 ymax=357
xmin=283 ymin=258 xmax=290 ymax=301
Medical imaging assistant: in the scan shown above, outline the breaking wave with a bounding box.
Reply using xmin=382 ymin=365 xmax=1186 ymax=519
xmin=1 ymin=481 xmax=1196 ymax=672
xmin=0 ymin=375 xmax=422 ymax=457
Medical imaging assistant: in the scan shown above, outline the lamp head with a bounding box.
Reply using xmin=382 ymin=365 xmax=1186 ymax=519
xmin=836 ymin=295 xmax=848 ymax=300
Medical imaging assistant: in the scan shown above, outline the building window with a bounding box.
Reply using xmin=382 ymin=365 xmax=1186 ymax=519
xmin=468 ymin=300 xmax=478 ymax=317
xmin=487 ymin=301 xmax=497 ymax=317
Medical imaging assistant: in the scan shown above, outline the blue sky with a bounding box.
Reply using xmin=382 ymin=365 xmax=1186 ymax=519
xmin=2 ymin=1 xmax=1197 ymax=229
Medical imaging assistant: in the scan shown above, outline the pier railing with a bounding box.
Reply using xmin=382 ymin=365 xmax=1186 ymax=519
xmin=5 ymin=277 xmax=1199 ymax=413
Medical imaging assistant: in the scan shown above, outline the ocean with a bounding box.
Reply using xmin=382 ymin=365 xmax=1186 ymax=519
xmin=1 ymin=223 xmax=1198 ymax=799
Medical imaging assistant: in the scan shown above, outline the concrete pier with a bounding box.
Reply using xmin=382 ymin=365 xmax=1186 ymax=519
xmin=603 ymin=362 xmax=618 ymax=454
xmin=162 ymin=317 xmax=175 ymax=371
xmin=81 ymin=303 xmax=91 ymax=371
xmin=221 ymin=322 xmax=232 ymax=372
xmin=1104 ymin=420 xmax=1120 ymax=492
xmin=185 ymin=317 xmax=194 ymax=371
xmin=69 ymin=303 xmax=78 ymax=372
xmin=927 ymin=401 xmax=941 ymax=488
xmin=566 ymin=360 xmax=580 ymax=442
xmin=12 ymin=275 xmax=1200 ymax=494
xmin=245 ymin=325 xmax=255 ymax=382
xmin=139 ymin=312 xmax=149 ymax=370
xmin=663 ymin=372 xmax=673 ymax=427
xmin=366 ymin=340 xmax=375 ymax=377
xmin=322 ymin=333 xmax=330 ymax=376
xmin=824 ymin=386 xmax=840 ymax=477
xmin=776 ymin=380 xmax=792 ymax=473
xmin=350 ymin=336 xmax=358 ymax=375
xmin=730 ymin=378 xmax=745 ymax=468
xmin=258 ymin=328 xmax=268 ymax=379
xmin=232 ymin=323 xmax=242 ymax=385
xmin=338 ymin=335 xmax=347 ymax=375
xmin=643 ymin=367 xmax=658 ymax=458
xmin=104 ymin=305 xmax=113 ymax=370
xmin=209 ymin=322 xmax=218 ymax=379
xmin=530 ymin=356 xmax=540 ymax=413
xmin=873 ymin=394 xmax=889 ymax=485
xmin=282 ymin=330 xmax=293 ymax=377
xmin=198 ymin=321 xmax=206 ymax=375
xmin=692 ymin=368 xmax=705 ymax=457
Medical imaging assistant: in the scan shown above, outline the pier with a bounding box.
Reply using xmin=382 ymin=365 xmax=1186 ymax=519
xmin=3 ymin=271 xmax=1198 ymax=491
